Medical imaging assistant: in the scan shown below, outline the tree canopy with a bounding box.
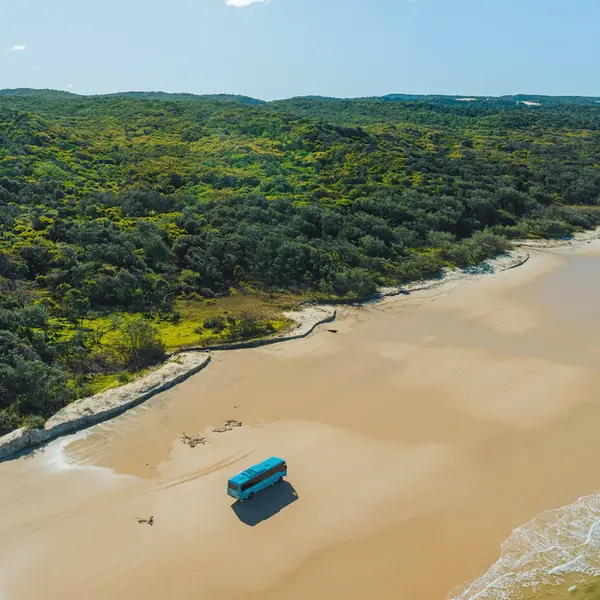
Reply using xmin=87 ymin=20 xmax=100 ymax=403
xmin=1 ymin=90 xmax=600 ymax=433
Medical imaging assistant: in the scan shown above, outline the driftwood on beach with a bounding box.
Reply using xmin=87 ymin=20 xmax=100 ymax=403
xmin=0 ymin=353 xmax=212 ymax=461
xmin=0 ymin=306 xmax=336 ymax=461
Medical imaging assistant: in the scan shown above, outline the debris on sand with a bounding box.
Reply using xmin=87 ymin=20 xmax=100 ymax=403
xmin=24 ymin=446 xmax=46 ymax=460
xmin=179 ymin=433 xmax=207 ymax=448
xmin=213 ymin=420 xmax=243 ymax=434
xmin=327 ymin=329 xmax=338 ymax=334
xmin=137 ymin=516 xmax=154 ymax=526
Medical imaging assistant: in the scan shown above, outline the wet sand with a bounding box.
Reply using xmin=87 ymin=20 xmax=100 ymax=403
xmin=2 ymin=244 xmax=600 ymax=600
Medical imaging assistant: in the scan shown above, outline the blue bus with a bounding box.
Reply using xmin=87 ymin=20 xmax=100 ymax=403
xmin=227 ymin=457 xmax=287 ymax=502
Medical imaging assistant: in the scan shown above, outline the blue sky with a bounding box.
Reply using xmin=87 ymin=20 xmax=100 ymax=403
xmin=1 ymin=0 xmax=599 ymax=99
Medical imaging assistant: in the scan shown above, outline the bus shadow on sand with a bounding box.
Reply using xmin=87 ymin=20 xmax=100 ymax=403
xmin=231 ymin=481 xmax=299 ymax=526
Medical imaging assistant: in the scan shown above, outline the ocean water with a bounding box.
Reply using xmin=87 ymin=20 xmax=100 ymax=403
xmin=450 ymin=493 xmax=600 ymax=600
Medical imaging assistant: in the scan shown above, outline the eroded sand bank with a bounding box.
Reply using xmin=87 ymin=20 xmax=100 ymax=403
xmin=2 ymin=243 xmax=600 ymax=600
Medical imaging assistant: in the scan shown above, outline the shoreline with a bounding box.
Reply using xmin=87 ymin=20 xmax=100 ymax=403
xmin=516 ymin=225 xmax=600 ymax=249
xmin=3 ymin=230 xmax=600 ymax=600
xmin=2 ymin=227 xmax=599 ymax=462
xmin=0 ymin=306 xmax=336 ymax=462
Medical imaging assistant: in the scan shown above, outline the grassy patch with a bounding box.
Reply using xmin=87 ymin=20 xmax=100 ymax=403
xmin=78 ymin=367 xmax=153 ymax=397
xmin=157 ymin=291 xmax=301 ymax=352
xmin=67 ymin=291 xmax=300 ymax=354
xmin=61 ymin=291 xmax=304 ymax=398
xmin=81 ymin=373 xmax=125 ymax=396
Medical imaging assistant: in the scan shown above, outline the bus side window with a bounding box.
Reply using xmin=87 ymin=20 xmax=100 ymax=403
xmin=244 ymin=466 xmax=281 ymax=490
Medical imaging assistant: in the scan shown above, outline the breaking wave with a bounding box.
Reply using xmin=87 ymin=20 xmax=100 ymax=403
xmin=450 ymin=493 xmax=600 ymax=600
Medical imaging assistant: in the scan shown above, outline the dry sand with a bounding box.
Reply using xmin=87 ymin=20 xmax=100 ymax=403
xmin=2 ymin=242 xmax=600 ymax=600
xmin=0 ymin=305 xmax=336 ymax=461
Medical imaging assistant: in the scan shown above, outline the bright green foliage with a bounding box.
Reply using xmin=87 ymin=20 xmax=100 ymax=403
xmin=113 ymin=317 xmax=166 ymax=368
xmin=227 ymin=315 xmax=276 ymax=342
xmin=1 ymin=91 xmax=600 ymax=433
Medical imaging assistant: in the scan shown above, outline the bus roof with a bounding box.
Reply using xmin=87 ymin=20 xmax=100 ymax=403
xmin=229 ymin=456 xmax=285 ymax=485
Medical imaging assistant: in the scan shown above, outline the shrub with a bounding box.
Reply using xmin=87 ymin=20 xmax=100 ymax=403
xmin=327 ymin=268 xmax=378 ymax=299
xmin=524 ymin=218 xmax=574 ymax=239
xmin=228 ymin=315 xmax=275 ymax=341
xmin=393 ymin=255 xmax=444 ymax=284
xmin=451 ymin=232 xmax=509 ymax=266
xmin=0 ymin=409 xmax=21 ymax=436
xmin=115 ymin=317 xmax=166 ymax=368
xmin=22 ymin=415 xmax=46 ymax=430
xmin=203 ymin=316 xmax=225 ymax=331
xmin=117 ymin=372 xmax=132 ymax=384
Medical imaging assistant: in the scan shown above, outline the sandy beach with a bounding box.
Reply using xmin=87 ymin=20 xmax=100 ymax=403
xmin=2 ymin=242 xmax=600 ymax=600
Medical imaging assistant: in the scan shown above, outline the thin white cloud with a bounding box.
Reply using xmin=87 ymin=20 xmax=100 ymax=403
xmin=32 ymin=66 xmax=40 ymax=72
xmin=225 ymin=0 xmax=269 ymax=7
xmin=9 ymin=45 xmax=27 ymax=52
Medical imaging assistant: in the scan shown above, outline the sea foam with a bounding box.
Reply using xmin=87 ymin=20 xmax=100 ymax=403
xmin=450 ymin=493 xmax=600 ymax=599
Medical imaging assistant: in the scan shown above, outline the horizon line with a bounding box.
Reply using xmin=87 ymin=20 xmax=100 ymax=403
xmin=2 ymin=88 xmax=600 ymax=103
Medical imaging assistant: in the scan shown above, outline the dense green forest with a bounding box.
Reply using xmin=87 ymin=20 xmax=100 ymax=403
xmin=2 ymin=89 xmax=600 ymax=434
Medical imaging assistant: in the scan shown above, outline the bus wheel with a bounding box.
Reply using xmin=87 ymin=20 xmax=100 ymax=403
xmin=248 ymin=493 xmax=255 ymax=501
